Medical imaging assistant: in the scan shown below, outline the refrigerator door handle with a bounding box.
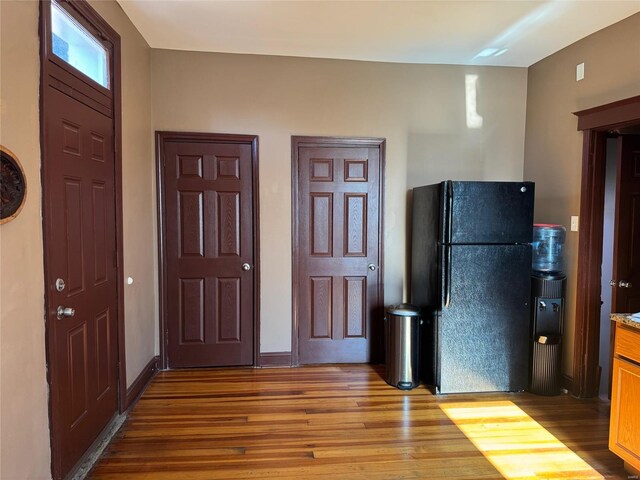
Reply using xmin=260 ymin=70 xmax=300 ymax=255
xmin=444 ymin=244 xmax=452 ymax=308
xmin=446 ymin=181 xmax=453 ymax=244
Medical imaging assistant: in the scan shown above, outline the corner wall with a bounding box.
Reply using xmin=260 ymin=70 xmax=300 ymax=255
xmin=0 ymin=1 xmax=156 ymax=478
xmin=523 ymin=13 xmax=640 ymax=377
xmin=89 ymin=0 xmax=157 ymax=390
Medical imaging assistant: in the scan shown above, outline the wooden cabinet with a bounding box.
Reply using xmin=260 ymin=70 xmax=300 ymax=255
xmin=610 ymin=323 xmax=640 ymax=472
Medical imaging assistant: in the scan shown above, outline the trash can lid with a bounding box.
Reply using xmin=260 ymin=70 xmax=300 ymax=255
xmin=386 ymin=304 xmax=421 ymax=316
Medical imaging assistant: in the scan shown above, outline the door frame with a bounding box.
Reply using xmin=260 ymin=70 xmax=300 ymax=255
xmin=156 ymin=131 xmax=261 ymax=369
xmin=39 ymin=0 xmax=125 ymax=477
xmin=572 ymin=95 xmax=640 ymax=398
xmin=290 ymin=136 xmax=386 ymax=366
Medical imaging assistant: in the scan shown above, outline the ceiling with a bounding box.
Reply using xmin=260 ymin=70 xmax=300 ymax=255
xmin=116 ymin=1 xmax=640 ymax=67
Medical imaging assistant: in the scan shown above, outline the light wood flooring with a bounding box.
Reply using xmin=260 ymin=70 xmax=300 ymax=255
xmin=90 ymin=365 xmax=629 ymax=479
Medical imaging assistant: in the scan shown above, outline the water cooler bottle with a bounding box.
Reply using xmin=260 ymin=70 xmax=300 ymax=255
xmin=530 ymin=224 xmax=566 ymax=396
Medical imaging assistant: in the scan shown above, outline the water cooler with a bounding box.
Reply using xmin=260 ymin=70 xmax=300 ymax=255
xmin=530 ymin=224 xmax=567 ymax=396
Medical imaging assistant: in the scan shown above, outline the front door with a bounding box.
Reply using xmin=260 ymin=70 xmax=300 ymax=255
xmin=41 ymin=1 xmax=121 ymax=478
xmin=612 ymin=134 xmax=640 ymax=313
xmin=160 ymin=134 xmax=257 ymax=367
xmin=44 ymin=87 xmax=119 ymax=478
xmin=293 ymin=137 xmax=385 ymax=364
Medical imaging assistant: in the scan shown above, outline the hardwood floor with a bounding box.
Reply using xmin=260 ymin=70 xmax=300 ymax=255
xmin=90 ymin=365 xmax=628 ymax=479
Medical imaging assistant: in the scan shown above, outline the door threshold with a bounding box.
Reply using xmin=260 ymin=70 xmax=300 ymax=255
xmin=65 ymin=412 xmax=127 ymax=480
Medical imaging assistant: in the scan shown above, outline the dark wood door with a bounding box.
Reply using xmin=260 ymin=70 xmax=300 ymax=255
xmin=294 ymin=138 xmax=384 ymax=364
xmin=612 ymin=134 xmax=640 ymax=313
xmin=161 ymin=137 xmax=255 ymax=367
xmin=43 ymin=87 xmax=119 ymax=476
xmin=609 ymin=134 xmax=640 ymax=395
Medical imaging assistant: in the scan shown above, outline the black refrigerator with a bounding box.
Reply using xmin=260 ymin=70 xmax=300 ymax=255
xmin=411 ymin=181 xmax=534 ymax=394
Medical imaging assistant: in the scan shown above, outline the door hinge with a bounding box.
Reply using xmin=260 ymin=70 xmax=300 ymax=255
xmin=113 ymin=251 xmax=118 ymax=268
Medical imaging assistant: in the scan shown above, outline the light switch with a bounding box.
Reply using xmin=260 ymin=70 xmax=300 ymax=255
xmin=571 ymin=216 xmax=579 ymax=232
xmin=576 ymin=63 xmax=585 ymax=81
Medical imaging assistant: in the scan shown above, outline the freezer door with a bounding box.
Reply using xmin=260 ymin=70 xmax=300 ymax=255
xmin=446 ymin=181 xmax=534 ymax=244
xmin=437 ymin=244 xmax=531 ymax=393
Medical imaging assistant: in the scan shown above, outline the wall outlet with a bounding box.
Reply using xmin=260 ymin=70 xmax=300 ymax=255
xmin=576 ymin=63 xmax=585 ymax=81
xmin=571 ymin=216 xmax=579 ymax=231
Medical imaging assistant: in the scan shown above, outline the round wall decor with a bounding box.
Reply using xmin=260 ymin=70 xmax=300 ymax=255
xmin=1 ymin=145 xmax=27 ymax=224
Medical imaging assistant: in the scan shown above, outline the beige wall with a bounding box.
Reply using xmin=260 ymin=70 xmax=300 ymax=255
xmin=0 ymin=2 xmax=51 ymax=478
xmin=523 ymin=13 xmax=640 ymax=376
xmin=151 ymin=50 xmax=528 ymax=353
xmin=0 ymin=1 xmax=155 ymax=478
xmin=89 ymin=0 xmax=157 ymax=390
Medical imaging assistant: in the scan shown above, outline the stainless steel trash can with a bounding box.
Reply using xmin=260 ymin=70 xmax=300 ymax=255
xmin=385 ymin=304 xmax=421 ymax=390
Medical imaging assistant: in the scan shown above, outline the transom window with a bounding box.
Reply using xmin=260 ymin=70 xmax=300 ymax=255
xmin=51 ymin=0 xmax=110 ymax=89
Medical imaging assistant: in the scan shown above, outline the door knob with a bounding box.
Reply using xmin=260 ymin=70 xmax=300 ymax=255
xmin=241 ymin=263 xmax=252 ymax=271
xmin=618 ymin=280 xmax=633 ymax=289
xmin=368 ymin=263 xmax=377 ymax=271
xmin=609 ymin=280 xmax=617 ymax=287
xmin=56 ymin=306 xmax=75 ymax=319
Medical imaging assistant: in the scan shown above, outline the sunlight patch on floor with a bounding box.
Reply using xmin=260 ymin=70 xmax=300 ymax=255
xmin=440 ymin=401 xmax=603 ymax=480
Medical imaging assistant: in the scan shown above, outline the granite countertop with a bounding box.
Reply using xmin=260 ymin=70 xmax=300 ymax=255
xmin=611 ymin=313 xmax=640 ymax=330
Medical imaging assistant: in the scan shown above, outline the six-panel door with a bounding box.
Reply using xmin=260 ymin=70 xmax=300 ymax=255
xmin=296 ymin=145 xmax=382 ymax=364
xmin=45 ymin=87 xmax=119 ymax=476
xmin=163 ymin=140 xmax=254 ymax=367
